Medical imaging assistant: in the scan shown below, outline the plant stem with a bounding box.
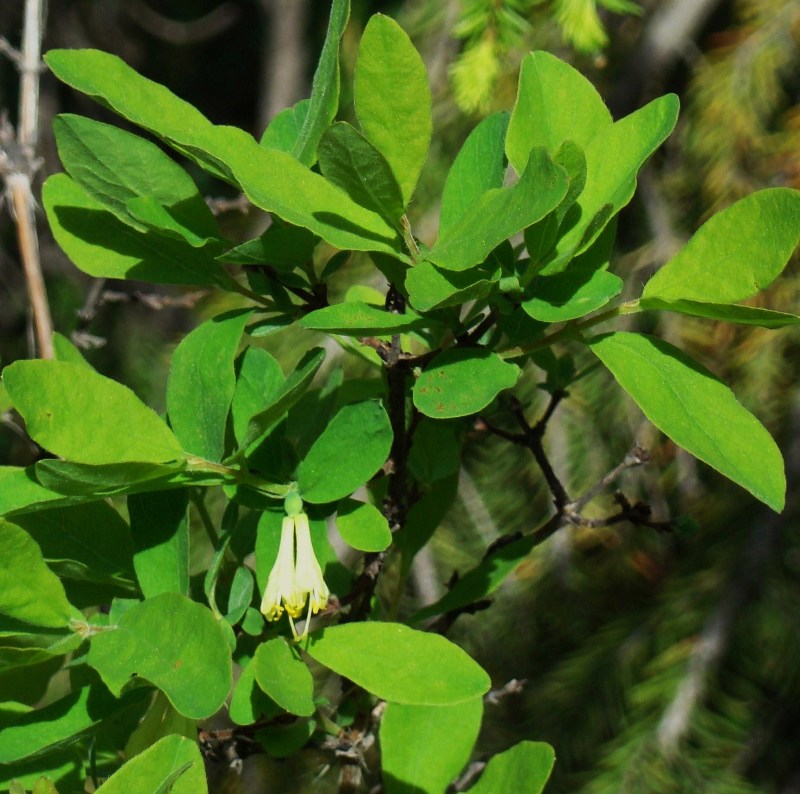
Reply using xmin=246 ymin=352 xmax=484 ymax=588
xmin=498 ymin=299 xmax=641 ymax=360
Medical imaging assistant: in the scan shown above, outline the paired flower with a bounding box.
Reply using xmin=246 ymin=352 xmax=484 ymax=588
xmin=260 ymin=495 xmax=330 ymax=637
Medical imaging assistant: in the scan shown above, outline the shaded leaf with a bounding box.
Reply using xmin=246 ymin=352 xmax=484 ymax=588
xmin=43 ymin=174 xmax=229 ymax=287
xmin=318 ymin=122 xmax=404 ymax=224
xmin=128 ymin=490 xmax=190 ymax=598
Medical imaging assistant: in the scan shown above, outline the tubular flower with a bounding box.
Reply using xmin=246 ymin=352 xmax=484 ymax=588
xmin=260 ymin=507 xmax=330 ymax=636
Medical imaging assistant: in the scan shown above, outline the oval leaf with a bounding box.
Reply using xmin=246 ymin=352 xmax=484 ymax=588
xmin=87 ymin=592 xmax=232 ymax=719
xmin=166 ymin=309 xmax=251 ymax=462
xmin=300 ymin=301 xmax=427 ymax=336
xmin=296 ymin=400 xmax=392 ymax=503
xmin=440 ymin=112 xmax=509 ymax=236
xmin=3 ymin=360 xmax=185 ymax=465
xmin=0 ymin=521 xmax=75 ymax=628
xmin=506 ymin=50 xmax=612 ymax=172
xmin=355 ymin=14 xmax=432 ymax=205
xmin=252 ymin=637 xmax=315 ymax=717
xmin=318 ymin=122 xmax=404 ymax=223
xmin=642 ymin=188 xmax=800 ymax=303
xmin=306 ymin=622 xmax=490 ymax=705
xmin=469 ymin=741 xmax=555 ymax=794
xmin=428 ymin=147 xmax=568 ymax=272
xmin=43 ymin=174 xmax=228 ymax=287
xmin=588 ymin=331 xmax=785 ymax=511
xmin=381 ymin=698 xmax=483 ymax=794
xmin=413 ymin=349 xmax=520 ymax=419
xmin=96 ymin=734 xmax=207 ymax=794
xmin=336 ymin=499 xmax=392 ymax=552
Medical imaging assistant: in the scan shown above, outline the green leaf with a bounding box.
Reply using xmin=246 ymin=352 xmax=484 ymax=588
xmin=53 ymin=114 xmax=220 ymax=244
xmin=252 ymin=637 xmax=315 ymax=717
xmin=224 ymin=566 xmax=254 ymax=626
xmin=231 ymin=347 xmax=285 ymax=446
xmin=547 ymin=94 xmax=679 ymax=270
xmin=440 ymin=112 xmax=509 ymax=237
xmin=522 ymin=239 xmax=622 ymax=323
xmin=381 ymin=698 xmax=483 ymax=794
xmin=229 ymin=660 xmax=279 ymax=726
xmin=396 ymin=477 xmax=458 ymax=579
xmin=291 ymin=0 xmax=349 ymax=166
xmin=0 ymin=750 xmax=82 ymax=792
xmin=12 ymin=502 xmax=134 ymax=587
xmin=217 ymin=224 xmax=316 ymax=269
xmin=123 ymin=690 xmax=195 ymax=759
xmin=300 ymin=301 xmax=428 ymax=336
xmin=355 ymin=14 xmax=432 ymax=206
xmin=428 ymin=148 xmax=568 ymax=272
xmin=413 ymin=349 xmax=520 ymax=419
xmin=167 ymin=309 xmax=251 ymax=462
xmin=0 ymin=522 xmax=75 ymax=628
xmin=588 ymin=331 xmax=785 ymax=511
xmin=128 ymin=490 xmax=190 ymax=598
xmin=261 ymin=98 xmax=310 ymax=152
xmin=45 ymin=50 xmax=404 ymax=257
xmin=407 ymin=420 xmax=462 ymax=484
xmin=0 ymin=466 xmax=84 ymax=517
xmin=43 ymin=174 xmax=229 ymax=287
xmin=411 ymin=534 xmax=536 ymax=623
xmin=88 ymin=593 xmax=232 ymax=719
xmin=239 ymin=348 xmax=326 ymax=453
xmin=506 ymin=51 xmax=612 ymax=172
xmin=51 ymin=332 xmax=90 ymax=367
xmin=469 ymin=741 xmax=555 ymax=794
xmin=639 ymin=297 xmax=800 ymax=327
xmin=336 ymin=499 xmax=392 ymax=552
xmin=296 ymin=400 xmax=393 ymax=503
xmin=318 ymin=122 xmax=405 ymax=224
xmin=305 ymin=623 xmax=490 ymax=705
xmin=96 ymin=734 xmax=207 ymax=794
xmin=256 ymin=719 xmax=315 ymax=758
xmin=3 ymin=359 xmax=185 ymax=465
xmin=406 ymin=260 xmax=500 ymax=312
xmin=0 ymin=684 xmax=149 ymax=764
xmin=33 ymin=459 xmax=192 ymax=498
xmin=642 ymin=188 xmax=800 ymax=303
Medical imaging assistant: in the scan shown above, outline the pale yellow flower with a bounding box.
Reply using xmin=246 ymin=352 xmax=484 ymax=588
xmin=260 ymin=507 xmax=330 ymax=637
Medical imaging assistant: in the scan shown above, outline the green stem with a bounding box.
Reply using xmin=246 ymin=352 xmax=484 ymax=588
xmin=498 ymin=299 xmax=641 ymax=359
xmin=191 ymin=490 xmax=219 ymax=550
xmin=400 ymin=214 xmax=421 ymax=263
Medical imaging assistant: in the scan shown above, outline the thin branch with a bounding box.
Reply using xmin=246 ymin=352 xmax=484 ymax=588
xmin=0 ymin=0 xmax=52 ymax=359
xmin=568 ymin=446 xmax=650 ymax=515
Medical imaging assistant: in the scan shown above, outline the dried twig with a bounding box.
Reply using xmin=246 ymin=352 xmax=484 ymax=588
xmin=0 ymin=0 xmax=52 ymax=358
